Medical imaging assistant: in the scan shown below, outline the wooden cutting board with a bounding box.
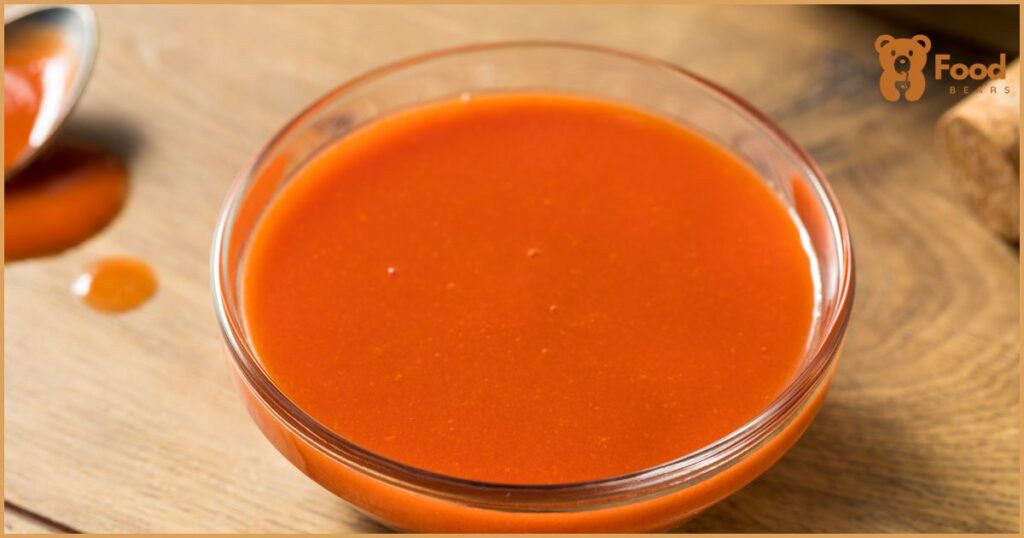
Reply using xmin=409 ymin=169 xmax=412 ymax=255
xmin=4 ymin=5 xmax=1019 ymax=533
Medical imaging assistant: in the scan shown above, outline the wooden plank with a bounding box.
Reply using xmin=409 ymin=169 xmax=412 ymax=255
xmin=4 ymin=502 xmax=78 ymax=534
xmin=4 ymin=4 xmax=1018 ymax=532
xmin=4 ymin=511 xmax=57 ymax=534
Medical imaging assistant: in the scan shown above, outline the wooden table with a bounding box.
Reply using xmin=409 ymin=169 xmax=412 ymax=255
xmin=4 ymin=5 xmax=1019 ymax=533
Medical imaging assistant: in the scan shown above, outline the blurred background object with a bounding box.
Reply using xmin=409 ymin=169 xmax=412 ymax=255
xmin=868 ymin=5 xmax=1020 ymax=243
xmin=937 ymin=60 xmax=1020 ymax=242
xmin=866 ymin=6 xmax=1019 ymax=53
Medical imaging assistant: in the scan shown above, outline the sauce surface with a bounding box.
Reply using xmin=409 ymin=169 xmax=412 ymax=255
xmin=5 ymin=143 xmax=127 ymax=261
xmin=4 ymin=25 xmax=76 ymax=171
xmin=72 ymin=256 xmax=157 ymax=312
xmin=243 ymin=94 xmax=815 ymax=484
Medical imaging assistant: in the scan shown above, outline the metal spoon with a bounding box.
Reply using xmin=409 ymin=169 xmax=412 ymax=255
xmin=4 ymin=5 xmax=97 ymax=179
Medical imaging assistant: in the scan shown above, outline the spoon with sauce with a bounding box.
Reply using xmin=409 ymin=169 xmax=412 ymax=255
xmin=5 ymin=5 xmax=97 ymax=177
xmin=6 ymin=7 xmax=156 ymax=313
xmin=5 ymin=5 xmax=129 ymax=262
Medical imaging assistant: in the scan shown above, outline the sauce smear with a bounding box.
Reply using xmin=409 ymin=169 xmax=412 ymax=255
xmin=72 ymin=257 xmax=157 ymax=312
xmin=243 ymin=94 xmax=815 ymax=485
xmin=5 ymin=143 xmax=127 ymax=261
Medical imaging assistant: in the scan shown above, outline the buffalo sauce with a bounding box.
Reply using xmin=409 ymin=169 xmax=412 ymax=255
xmin=72 ymin=256 xmax=156 ymax=312
xmin=4 ymin=26 xmax=131 ymax=262
xmin=5 ymin=143 xmax=127 ymax=261
xmin=4 ymin=25 xmax=76 ymax=171
xmin=5 ymin=24 xmax=152 ymax=314
xmin=241 ymin=94 xmax=817 ymax=485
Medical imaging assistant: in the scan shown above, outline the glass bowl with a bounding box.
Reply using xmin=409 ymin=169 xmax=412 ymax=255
xmin=211 ymin=41 xmax=854 ymax=532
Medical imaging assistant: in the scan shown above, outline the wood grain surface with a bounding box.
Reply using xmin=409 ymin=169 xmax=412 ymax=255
xmin=4 ymin=502 xmax=78 ymax=534
xmin=3 ymin=4 xmax=1019 ymax=533
xmin=4 ymin=512 xmax=58 ymax=534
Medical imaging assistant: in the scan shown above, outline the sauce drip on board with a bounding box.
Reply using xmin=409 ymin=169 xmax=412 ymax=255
xmin=72 ymin=257 xmax=157 ymax=312
xmin=5 ymin=143 xmax=128 ymax=261
xmin=242 ymin=93 xmax=816 ymax=485
xmin=4 ymin=25 xmax=77 ymax=172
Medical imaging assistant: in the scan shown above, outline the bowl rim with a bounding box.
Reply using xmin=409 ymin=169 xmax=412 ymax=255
xmin=211 ymin=40 xmax=855 ymax=507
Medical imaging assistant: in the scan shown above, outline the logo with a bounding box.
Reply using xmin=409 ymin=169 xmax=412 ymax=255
xmin=874 ymin=34 xmax=931 ymax=102
xmin=875 ymin=34 xmax=1010 ymax=101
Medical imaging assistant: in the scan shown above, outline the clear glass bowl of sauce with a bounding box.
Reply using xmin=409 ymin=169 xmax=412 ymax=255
xmin=212 ymin=42 xmax=854 ymax=532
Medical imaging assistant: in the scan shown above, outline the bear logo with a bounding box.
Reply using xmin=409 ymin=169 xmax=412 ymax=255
xmin=875 ymin=34 xmax=931 ymax=102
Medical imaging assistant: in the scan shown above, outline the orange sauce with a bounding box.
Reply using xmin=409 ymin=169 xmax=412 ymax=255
xmin=72 ymin=256 xmax=157 ymax=312
xmin=4 ymin=25 xmax=76 ymax=171
xmin=4 ymin=25 xmax=127 ymax=262
xmin=242 ymin=94 xmax=816 ymax=487
xmin=4 ymin=143 xmax=127 ymax=261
